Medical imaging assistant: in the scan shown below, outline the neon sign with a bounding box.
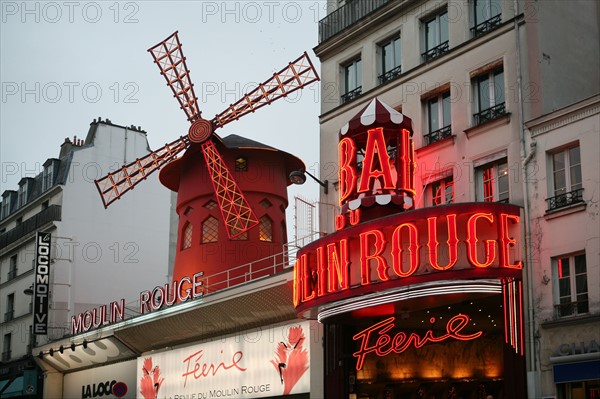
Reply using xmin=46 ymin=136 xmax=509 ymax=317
xmin=352 ymin=314 xmax=483 ymax=370
xmin=293 ymin=204 xmax=522 ymax=309
xmin=338 ymin=127 xmax=415 ymax=206
xmin=71 ymin=272 xmax=204 ymax=335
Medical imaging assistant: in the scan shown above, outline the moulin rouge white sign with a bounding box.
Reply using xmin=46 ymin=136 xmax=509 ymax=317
xmin=136 ymin=321 xmax=311 ymax=399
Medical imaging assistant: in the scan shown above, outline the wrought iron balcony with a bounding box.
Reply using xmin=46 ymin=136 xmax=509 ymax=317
xmin=554 ymin=300 xmax=588 ymax=318
xmin=378 ymin=65 xmax=402 ymax=85
xmin=4 ymin=310 xmax=14 ymax=322
xmin=424 ymin=125 xmax=452 ymax=145
xmin=0 ymin=205 xmax=61 ymax=249
xmin=341 ymin=86 xmax=362 ymax=104
xmin=422 ymin=41 xmax=449 ymax=62
xmin=7 ymin=269 xmax=17 ymax=280
xmin=546 ymin=188 xmax=584 ymax=211
xmin=319 ymin=0 xmax=391 ymax=43
xmin=471 ymin=14 xmax=502 ymax=37
xmin=473 ymin=102 xmax=506 ymax=125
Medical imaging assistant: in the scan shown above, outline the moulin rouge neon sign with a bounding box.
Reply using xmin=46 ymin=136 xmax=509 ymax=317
xmin=352 ymin=314 xmax=483 ymax=370
xmin=293 ymin=99 xmax=523 ymax=311
xmin=293 ymin=204 xmax=522 ymax=308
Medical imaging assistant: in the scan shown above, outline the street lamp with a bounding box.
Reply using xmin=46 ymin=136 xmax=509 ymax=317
xmin=289 ymin=170 xmax=329 ymax=194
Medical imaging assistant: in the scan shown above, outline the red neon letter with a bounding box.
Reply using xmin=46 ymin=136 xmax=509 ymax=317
xmin=293 ymin=259 xmax=300 ymax=307
xmin=327 ymin=240 xmax=350 ymax=293
xmin=358 ymin=128 xmax=395 ymax=193
xmin=297 ymin=254 xmax=315 ymax=302
xmin=466 ymin=212 xmax=497 ymax=268
xmin=359 ymin=229 xmax=389 ymax=284
xmin=339 ymin=137 xmax=357 ymax=205
xmin=427 ymin=215 xmax=458 ymax=271
xmin=316 ymin=246 xmax=328 ymax=297
xmin=391 ymin=223 xmax=420 ymax=277
xmin=500 ymin=213 xmax=523 ymax=269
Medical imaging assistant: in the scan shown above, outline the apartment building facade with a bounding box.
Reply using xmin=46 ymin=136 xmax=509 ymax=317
xmin=311 ymin=0 xmax=599 ymax=397
xmin=0 ymin=119 xmax=172 ymax=397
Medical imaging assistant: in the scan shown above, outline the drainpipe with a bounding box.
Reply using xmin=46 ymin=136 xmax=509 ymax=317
xmin=513 ymin=0 xmax=540 ymax=396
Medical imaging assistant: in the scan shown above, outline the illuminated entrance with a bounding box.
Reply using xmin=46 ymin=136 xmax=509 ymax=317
xmin=293 ymin=98 xmax=526 ymax=398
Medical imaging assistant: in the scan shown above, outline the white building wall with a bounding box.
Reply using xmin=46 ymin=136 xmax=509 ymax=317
xmin=58 ymin=122 xmax=171 ymax=319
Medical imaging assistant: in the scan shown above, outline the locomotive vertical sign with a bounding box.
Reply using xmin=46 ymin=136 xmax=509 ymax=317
xmin=34 ymin=231 xmax=51 ymax=335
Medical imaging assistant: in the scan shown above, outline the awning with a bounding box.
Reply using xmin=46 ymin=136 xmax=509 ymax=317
xmin=0 ymin=370 xmax=38 ymax=397
xmin=553 ymin=360 xmax=600 ymax=384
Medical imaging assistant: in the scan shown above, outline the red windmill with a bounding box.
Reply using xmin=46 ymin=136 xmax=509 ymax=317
xmin=94 ymin=31 xmax=319 ymax=239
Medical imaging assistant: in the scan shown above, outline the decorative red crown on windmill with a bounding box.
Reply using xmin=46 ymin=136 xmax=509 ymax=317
xmin=94 ymin=31 xmax=319 ymax=239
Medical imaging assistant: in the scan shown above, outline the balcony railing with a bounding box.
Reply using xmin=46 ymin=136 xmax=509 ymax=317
xmin=424 ymin=125 xmax=452 ymax=145
xmin=422 ymin=41 xmax=449 ymax=62
xmin=546 ymin=188 xmax=585 ymax=211
xmin=7 ymin=268 xmax=17 ymax=280
xmin=319 ymin=0 xmax=391 ymax=43
xmin=471 ymin=14 xmax=502 ymax=37
xmin=4 ymin=310 xmax=14 ymax=322
xmin=554 ymin=300 xmax=589 ymax=318
xmin=378 ymin=65 xmax=402 ymax=85
xmin=0 ymin=204 xmax=61 ymax=249
xmin=473 ymin=102 xmax=506 ymax=125
xmin=341 ymin=86 xmax=362 ymax=104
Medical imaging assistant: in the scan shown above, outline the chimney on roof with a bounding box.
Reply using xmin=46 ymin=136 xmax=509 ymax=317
xmin=59 ymin=137 xmax=73 ymax=158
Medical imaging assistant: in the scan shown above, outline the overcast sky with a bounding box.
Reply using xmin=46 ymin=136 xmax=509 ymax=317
xmin=1 ymin=1 xmax=326 ymax=217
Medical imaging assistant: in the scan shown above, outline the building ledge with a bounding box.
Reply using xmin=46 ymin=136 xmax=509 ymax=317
xmin=544 ymin=202 xmax=586 ymax=220
xmin=541 ymin=313 xmax=600 ymax=329
xmin=415 ymin=134 xmax=455 ymax=157
xmin=464 ymin=113 xmax=511 ymax=139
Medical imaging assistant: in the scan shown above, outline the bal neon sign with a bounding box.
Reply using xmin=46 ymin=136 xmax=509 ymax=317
xmin=352 ymin=314 xmax=483 ymax=370
xmin=338 ymin=127 xmax=415 ymax=205
xmin=293 ymin=204 xmax=522 ymax=309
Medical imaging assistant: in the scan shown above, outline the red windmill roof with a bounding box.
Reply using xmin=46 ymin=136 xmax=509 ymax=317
xmin=340 ymin=97 xmax=413 ymax=136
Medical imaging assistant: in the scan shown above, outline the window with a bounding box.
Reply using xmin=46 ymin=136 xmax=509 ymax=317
xmin=201 ymin=216 xmax=219 ymax=244
xmin=547 ymin=145 xmax=584 ymax=211
xmin=235 ymin=157 xmax=248 ymax=172
xmin=5 ymin=294 xmax=14 ymax=322
xmin=378 ymin=36 xmax=401 ymax=85
xmin=8 ymin=254 xmax=17 ymax=280
xmin=181 ymin=222 xmax=193 ymax=250
xmin=42 ymin=200 xmax=49 ymax=210
xmin=553 ymin=253 xmax=588 ymax=318
xmin=1 ymin=196 xmax=10 ymax=219
xmin=259 ymin=198 xmax=272 ymax=209
xmin=18 ymin=182 xmax=28 ymax=207
xmin=472 ymin=0 xmax=502 ymax=36
xmin=473 ymin=67 xmax=505 ymax=125
xmin=427 ymin=176 xmax=454 ymax=206
xmin=425 ymin=92 xmax=451 ymax=145
xmin=2 ymin=333 xmax=11 ymax=362
xmin=341 ymin=58 xmax=362 ymax=103
xmin=476 ymin=160 xmax=509 ymax=203
xmin=259 ymin=215 xmax=273 ymax=242
xmin=42 ymin=163 xmax=54 ymax=191
xmin=231 ymin=230 xmax=248 ymax=241
xmin=422 ymin=9 xmax=449 ymax=62
xmin=203 ymin=200 xmax=217 ymax=210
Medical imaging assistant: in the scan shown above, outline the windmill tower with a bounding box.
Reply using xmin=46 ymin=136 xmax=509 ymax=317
xmin=94 ymin=32 xmax=318 ymax=293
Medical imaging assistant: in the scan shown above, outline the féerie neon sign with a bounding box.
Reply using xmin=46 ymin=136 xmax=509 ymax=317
xmin=352 ymin=314 xmax=483 ymax=370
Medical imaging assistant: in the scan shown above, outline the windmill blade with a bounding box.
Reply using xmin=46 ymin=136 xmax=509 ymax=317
xmin=212 ymin=52 xmax=319 ymax=129
xmin=200 ymin=140 xmax=259 ymax=238
xmin=95 ymin=136 xmax=190 ymax=208
xmin=148 ymin=31 xmax=201 ymax=123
